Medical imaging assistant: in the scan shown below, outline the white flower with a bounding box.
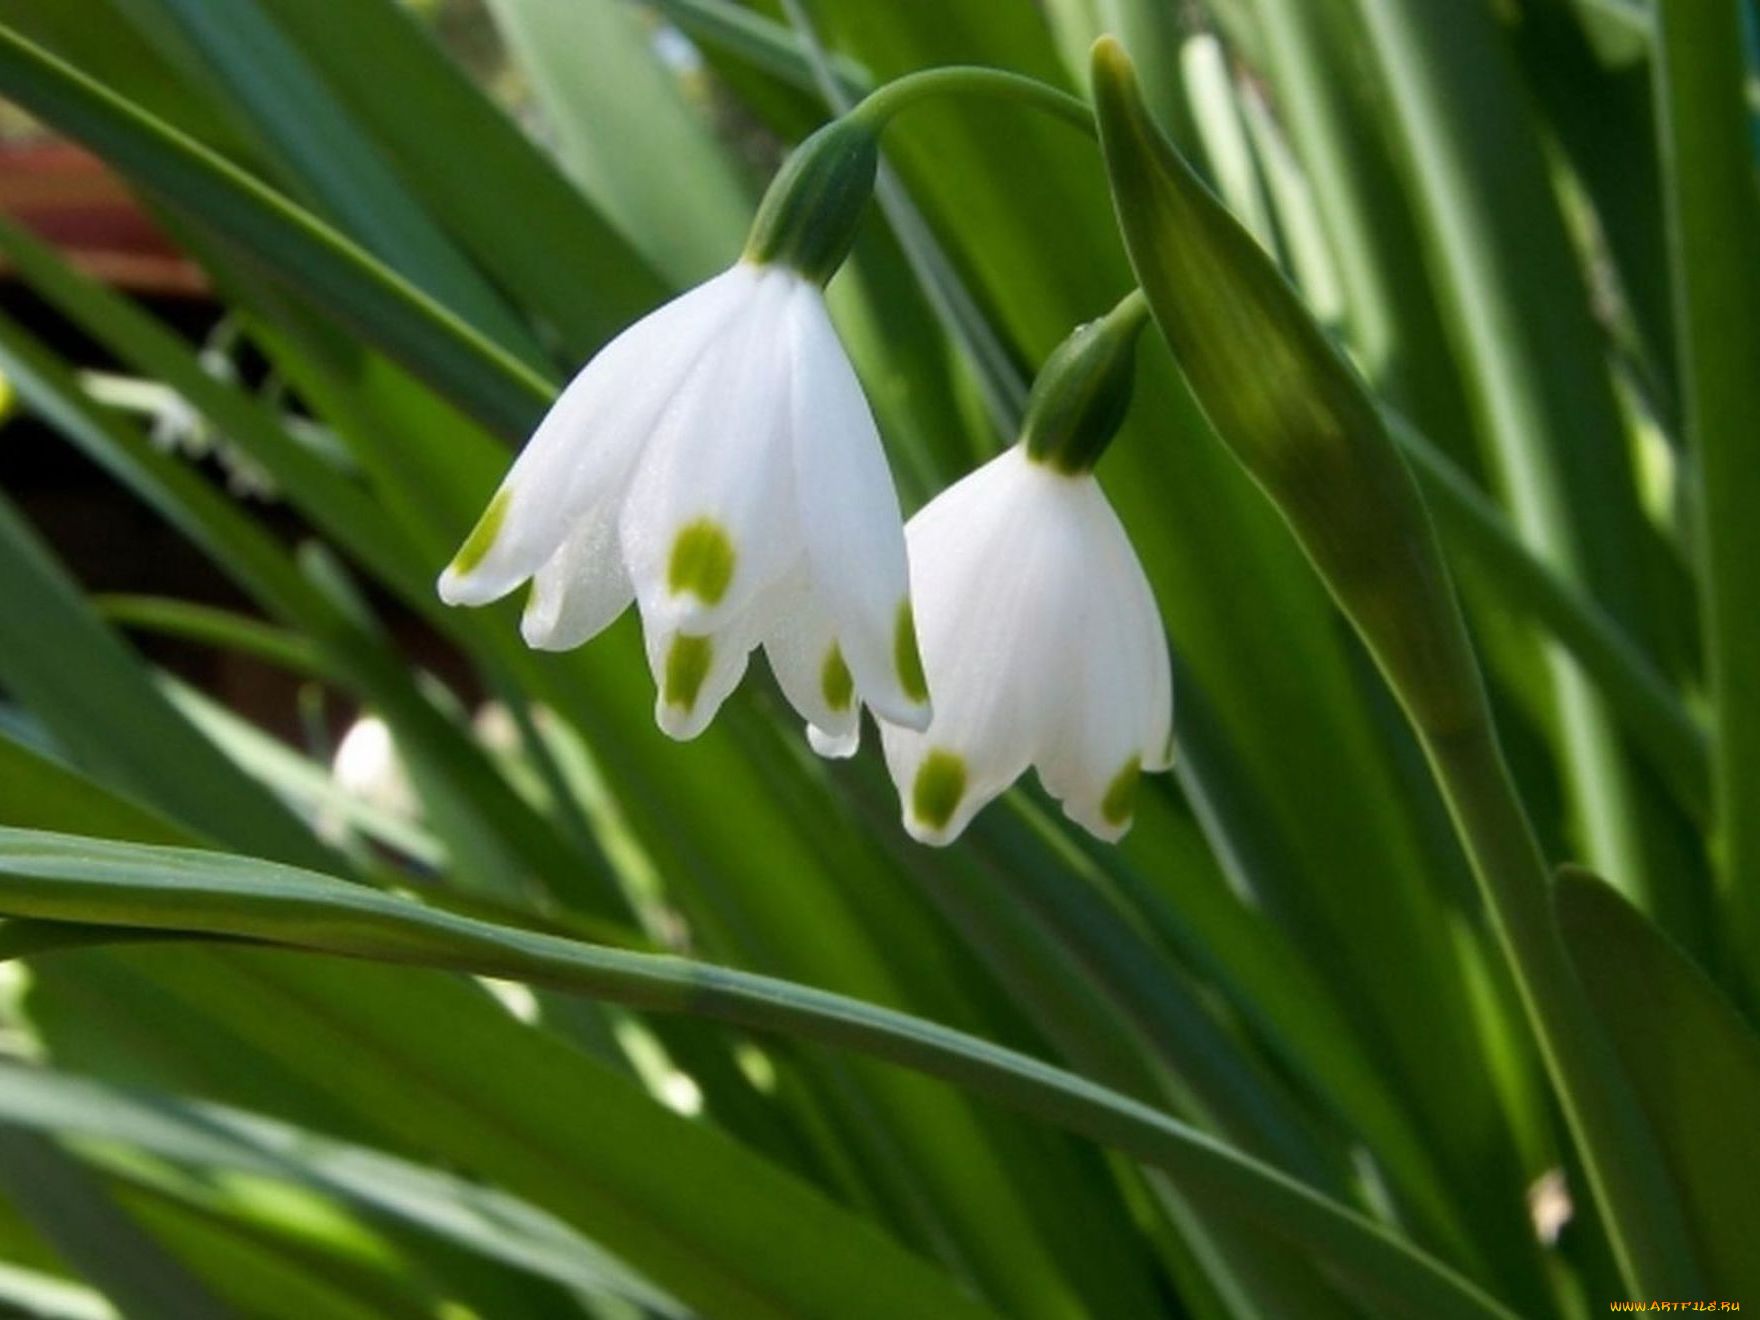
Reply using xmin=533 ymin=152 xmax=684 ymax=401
xmin=437 ymin=261 xmax=930 ymax=745
xmin=879 ymin=444 xmax=1173 ymax=845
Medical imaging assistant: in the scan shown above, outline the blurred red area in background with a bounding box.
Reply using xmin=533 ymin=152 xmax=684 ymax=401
xmin=0 ymin=139 xmax=207 ymax=297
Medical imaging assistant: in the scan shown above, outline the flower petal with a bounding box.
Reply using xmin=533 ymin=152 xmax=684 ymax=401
xmin=880 ymin=449 xmax=1059 ymax=844
xmin=641 ymin=577 xmax=790 ymax=741
xmin=763 ymin=574 xmax=861 ymax=758
xmin=439 ymin=264 xmax=755 ymax=607
xmin=519 ymin=500 xmax=634 ymax=651
xmin=1035 ymin=482 xmax=1171 ymax=839
xmin=620 ymin=268 xmax=803 ymax=638
xmin=788 ymin=284 xmax=928 ymax=730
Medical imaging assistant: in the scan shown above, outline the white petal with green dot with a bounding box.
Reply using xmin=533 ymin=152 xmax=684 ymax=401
xmin=437 ymin=264 xmax=751 ymax=607
xmin=762 ymin=573 xmax=861 ymax=758
xmin=642 ymin=577 xmax=788 ymax=741
xmin=788 ymin=282 xmax=929 ymax=732
xmin=620 ymin=268 xmax=802 ymax=636
xmin=877 ymin=445 xmax=1173 ymax=846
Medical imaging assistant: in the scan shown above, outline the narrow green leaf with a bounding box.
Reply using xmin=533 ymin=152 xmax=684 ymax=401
xmin=135 ymin=0 xmax=544 ymax=358
xmin=482 ymin=0 xmax=749 ymax=284
xmin=0 ymin=830 xmax=1518 ymax=1320
xmin=0 ymin=736 xmax=195 ymax=849
xmin=249 ymin=0 xmax=668 ymax=355
xmin=1555 ymin=869 xmax=1760 ymax=1297
xmin=1349 ymin=0 xmax=1672 ymax=915
xmin=0 ymin=214 xmax=430 ymax=605
xmin=1654 ymin=0 xmax=1760 ymax=998
xmin=0 ymin=1130 xmax=235 ymax=1320
xmin=649 ymin=0 xmax=872 ymax=97
xmin=17 ymin=942 xmax=999 ymax=1320
xmin=0 ymin=22 xmax=551 ymax=437
xmin=0 ymin=494 xmax=328 ymax=869
xmin=0 ymin=1061 xmax=688 ymax=1315
xmin=95 ymin=597 xmax=332 ymax=684
xmin=0 ymin=1261 xmax=113 ymax=1320
xmin=1091 ymin=36 xmax=1701 ymax=1299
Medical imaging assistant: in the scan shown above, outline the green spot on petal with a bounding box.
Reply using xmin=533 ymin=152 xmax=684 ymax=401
xmin=450 ymin=489 xmax=509 ymax=576
xmin=821 ymin=644 xmax=853 ymax=713
xmin=664 ymin=635 xmax=713 ymax=710
xmin=911 ymin=750 xmax=966 ymax=832
xmin=894 ymin=602 xmax=928 ymax=704
xmin=1101 ymin=759 xmax=1141 ymax=826
xmin=667 ymin=519 xmax=736 ymax=604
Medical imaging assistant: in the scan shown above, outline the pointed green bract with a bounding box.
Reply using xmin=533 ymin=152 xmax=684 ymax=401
xmin=894 ymin=602 xmax=928 ymax=704
xmin=449 ymin=488 xmax=509 ymax=577
xmin=667 ymin=519 xmax=737 ymax=606
xmin=1089 ymin=37 xmax=1479 ymax=743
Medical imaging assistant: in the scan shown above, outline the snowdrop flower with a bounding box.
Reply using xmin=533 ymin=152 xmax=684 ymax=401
xmin=880 ymin=294 xmax=1173 ymax=844
xmin=438 ymin=121 xmax=930 ymax=746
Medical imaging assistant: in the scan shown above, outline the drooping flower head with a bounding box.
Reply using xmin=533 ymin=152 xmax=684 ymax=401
xmin=438 ymin=121 xmax=930 ymax=748
xmin=879 ymin=295 xmax=1174 ymax=844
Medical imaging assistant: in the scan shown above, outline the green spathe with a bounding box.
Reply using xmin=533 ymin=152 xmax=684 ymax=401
xmin=1090 ymin=37 xmax=1481 ymax=742
xmin=743 ymin=119 xmax=879 ymax=286
xmin=1021 ymin=291 xmax=1149 ymax=474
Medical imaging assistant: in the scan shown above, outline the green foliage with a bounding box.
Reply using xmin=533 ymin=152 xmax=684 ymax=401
xmin=0 ymin=1 xmax=1752 ymax=1315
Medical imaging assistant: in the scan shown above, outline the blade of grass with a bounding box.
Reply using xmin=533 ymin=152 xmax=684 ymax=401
xmin=0 ymin=829 xmax=1519 ymax=1320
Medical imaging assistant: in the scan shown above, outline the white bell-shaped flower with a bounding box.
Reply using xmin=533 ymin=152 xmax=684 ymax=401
xmin=878 ymin=444 xmax=1173 ymax=845
xmin=437 ymin=259 xmax=931 ymax=744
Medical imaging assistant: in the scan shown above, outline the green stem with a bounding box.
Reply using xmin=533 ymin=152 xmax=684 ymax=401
xmin=1420 ymin=715 xmax=1702 ymax=1298
xmin=1387 ymin=412 xmax=1710 ymax=822
xmin=848 ymin=65 xmax=1095 ymax=137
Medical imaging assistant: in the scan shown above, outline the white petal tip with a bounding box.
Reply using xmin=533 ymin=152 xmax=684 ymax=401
xmin=437 ymin=569 xmax=493 ymax=607
xmin=869 ymin=696 xmax=932 ymax=733
xmin=807 ymin=722 xmax=859 ymax=759
xmin=519 ymin=614 xmax=567 ymax=652
xmin=902 ymin=816 xmax=961 ymax=848
xmin=654 ymin=704 xmax=708 ymax=742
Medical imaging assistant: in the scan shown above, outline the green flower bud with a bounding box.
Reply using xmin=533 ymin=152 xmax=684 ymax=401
xmin=744 ymin=119 xmax=879 ymax=286
xmin=1091 ymin=37 xmax=1484 ymax=740
xmin=1021 ymin=292 xmax=1149 ymax=474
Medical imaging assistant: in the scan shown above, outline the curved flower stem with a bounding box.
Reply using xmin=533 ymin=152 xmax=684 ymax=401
xmin=848 ymin=65 xmax=1095 ymax=138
